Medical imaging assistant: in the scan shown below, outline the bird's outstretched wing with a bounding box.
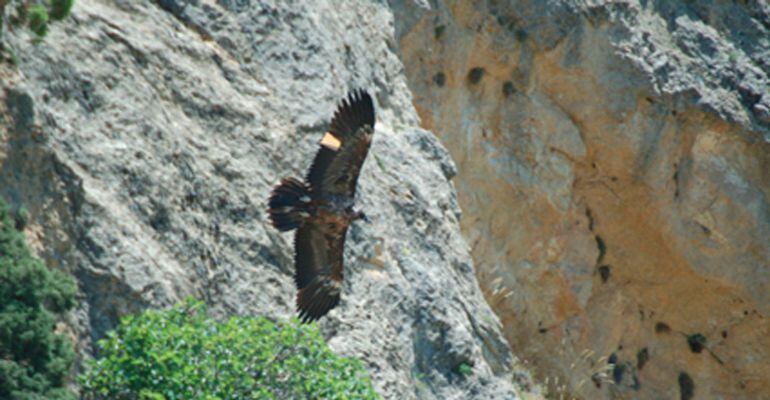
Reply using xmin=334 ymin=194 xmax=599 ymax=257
xmin=293 ymin=223 xmax=345 ymax=322
xmin=291 ymin=89 xmax=375 ymax=322
xmin=306 ymin=89 xmax=376 ymax=198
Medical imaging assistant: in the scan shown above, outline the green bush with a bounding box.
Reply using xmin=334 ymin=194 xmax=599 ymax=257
xmin=0 ymin=198 xmax=78 ymax=400
xmin=1 ymin=0 xmax=75 ymax=42
xmin=49 ymin=0 xmax=74 ymax=21
xmin=26 ymin=4 xmax=49 ymax=37
xmin=14 ymin=206 xmax=30 ymax=230
xmin=80 ymin=300 xmax=381 ymax=400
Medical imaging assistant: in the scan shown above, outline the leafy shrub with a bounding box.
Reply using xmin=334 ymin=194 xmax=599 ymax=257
xmin=455 ymin=362 xmax=473 ymax=377
xmin=81 ymin=299 xmax=381 ymax=400
xmin=26 ymin=4 xmax=49 ymax=37
xmin=1 ymin=0 xmax=75 ymax=42
xmin=48 ymin=0 xmax=74 ymax=21
xmin=14 ymin=206 xmax=30 ymax=230
xmin=0 ymin=198 xmax=78 ymax=400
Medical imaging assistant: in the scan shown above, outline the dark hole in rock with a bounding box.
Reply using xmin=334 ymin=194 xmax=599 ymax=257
xmin=502 ymin=81 xmax=516 ymax=97
xmin=637 ymin=348 xmax=649 ymax=370
xmin=467 ymin=67 xmax=485 ymax=84
xmin=598 ymin=265 xmax=611 ymax=283
xmin=612 ymin=363 xmax=626 ymax=384
xmin=434 ymin=24 xmax=445 ymax=39
xmin=150 ymin=206 xmax=171 ymax=232
xmin=595 ymin=235 xmax=607 ymax=264
xmin=687 ymin=333 xmax=706 ymax=354
xmin=655 ymin=322 xmax=671 ymax=334
xmin=433 ymin=72 xmax=446 ymax=87
xmin=698 ymin=223 xmax=711 ymax=235
xmin=678 ymin=372 xmax=695 ymax=400
xmin=585 ymin=208 xmax=595 ymax=231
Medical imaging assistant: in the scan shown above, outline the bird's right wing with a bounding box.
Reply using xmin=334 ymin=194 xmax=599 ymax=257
xmin=293 ymin=222 xmax=346 ymax=322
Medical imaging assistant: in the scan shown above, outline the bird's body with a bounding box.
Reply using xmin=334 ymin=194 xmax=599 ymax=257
xmin=267 ymin=90 xmax=375 ymax=322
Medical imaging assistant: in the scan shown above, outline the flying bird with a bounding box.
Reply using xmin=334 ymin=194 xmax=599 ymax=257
xmin=268 ymin=89 xmax=375 ymax=322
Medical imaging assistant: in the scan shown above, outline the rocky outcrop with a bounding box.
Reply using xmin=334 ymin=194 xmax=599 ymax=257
xmin=0 ymin=1 xmax=534 ymax=399
xmin=393 ymin=1 xmax=769 ymax=399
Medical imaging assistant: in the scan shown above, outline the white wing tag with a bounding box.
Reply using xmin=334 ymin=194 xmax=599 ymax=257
xmin=319 ymin=132 xmax=342 ymax=151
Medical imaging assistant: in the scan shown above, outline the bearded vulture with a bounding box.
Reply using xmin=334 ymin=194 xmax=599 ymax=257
xmin=268 ymin=89 xmax=375 ymax=322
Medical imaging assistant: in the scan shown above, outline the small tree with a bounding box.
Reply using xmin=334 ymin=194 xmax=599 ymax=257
xmin=81 ymin=299 xmax=381 ymax=400
xmin=1 ymin=0 xmax=74 ymax=48
xmin=0 ymin=198 xmax=78 ymax=400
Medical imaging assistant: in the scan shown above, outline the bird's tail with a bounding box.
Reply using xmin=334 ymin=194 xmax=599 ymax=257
xmin=268 ymin=177 xmax=311 ymax=231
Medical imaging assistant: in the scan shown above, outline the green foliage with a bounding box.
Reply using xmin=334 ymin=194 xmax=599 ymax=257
xmin=455 ymin=362 xmax=473 ymax=377
xmin=0 ymin=0 xmax=76 ymax=44
xmin=373 ymin=154 xmax=386 ymax=173
xmin=26 ymin=4 xmax=49 ymax=37
xmin=0 ymin=198 xmax=78 ymax=400
xmin=14 ymin=206 xmax=30 ymax=230
xmin=6 ymin=46 xmax=20 ymax=66
xmin=81 ymin=299 xmax=381 ymax=400
xmin=49 ymin=0 xmax=74 ymax=21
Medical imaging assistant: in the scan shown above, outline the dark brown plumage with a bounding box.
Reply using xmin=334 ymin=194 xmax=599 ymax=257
xmin=268 ymin=89 xmax=375 ymax=322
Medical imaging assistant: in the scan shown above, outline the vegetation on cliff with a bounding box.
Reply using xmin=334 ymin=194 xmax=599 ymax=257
xmin=0 ymin=0 xmax=74 ymax=64
xmin=80 ymin=299 xmax=380 ymax=400
xmin=0 ymin=198 xmax=77 ymax=400
xmin=0 ymin=0 xmax=74 ymax=39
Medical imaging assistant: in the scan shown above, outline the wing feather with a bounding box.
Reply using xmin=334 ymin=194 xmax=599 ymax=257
xmin=306 ymin=89 xmax=375 ymax=197
xmin=291 ymin=89 xmax=375 ymax=322
xmin=294 ymin=222 xmax=347 ymax=322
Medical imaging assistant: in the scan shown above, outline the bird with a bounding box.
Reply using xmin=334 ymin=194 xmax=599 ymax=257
xmin=267 ymin=89 xmax=375 ymax=322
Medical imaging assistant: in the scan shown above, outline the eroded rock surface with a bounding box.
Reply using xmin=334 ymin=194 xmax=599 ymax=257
xmin=393 ymin=1 xmax=769 ymax=399
xmin=0 ymin=1 xmax=532 ymax=398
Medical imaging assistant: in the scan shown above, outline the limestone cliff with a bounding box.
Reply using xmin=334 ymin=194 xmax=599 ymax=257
xmin=4 ymin=1 xmax=768 ymax=399
xmin=393 ymin=1 xmax=769 ymax=399
xmin=0 ymin=1 xmax=532 ymax=399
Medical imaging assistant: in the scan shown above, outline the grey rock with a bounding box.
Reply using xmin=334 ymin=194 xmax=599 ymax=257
xmin=0 ymin=1 xmax=528 ymax=399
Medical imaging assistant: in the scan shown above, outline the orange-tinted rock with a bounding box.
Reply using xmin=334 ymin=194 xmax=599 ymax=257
xmin=393 ymin=1 xmax=770 ymax=398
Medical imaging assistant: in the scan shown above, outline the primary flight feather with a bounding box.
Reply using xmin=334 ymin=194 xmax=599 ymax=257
xmin=268 ymin=89 xmax=375 ymax=322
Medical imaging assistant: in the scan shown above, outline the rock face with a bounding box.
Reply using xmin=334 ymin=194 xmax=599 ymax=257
xmin=393 ymin=1 xmax=769 ymax=399
xmin=0 ymin=1 xmax=532 ymax=399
